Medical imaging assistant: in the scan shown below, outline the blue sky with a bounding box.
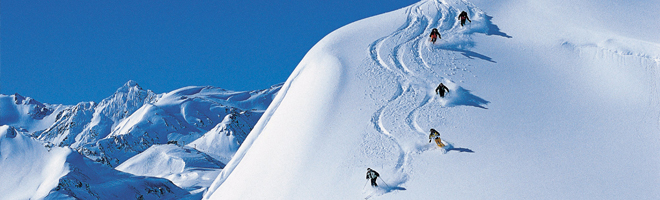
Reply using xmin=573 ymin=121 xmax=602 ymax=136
xmin=2 ymin=0 xmax=418 ymax=105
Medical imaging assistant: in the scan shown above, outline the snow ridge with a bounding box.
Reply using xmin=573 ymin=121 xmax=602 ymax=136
xmin=206 ymin=0 xmax=499 ymax=199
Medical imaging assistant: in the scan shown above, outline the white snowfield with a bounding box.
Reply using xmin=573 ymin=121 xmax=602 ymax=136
xmin=116 ymin=144 xmax=225 ymax=193
xmin=206 ymin=0 xmax=660 ymax=199
xmin=0 ymin=126 xmax=70 ymax=200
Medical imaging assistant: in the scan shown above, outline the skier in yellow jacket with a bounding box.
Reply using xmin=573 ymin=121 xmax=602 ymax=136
xmin=429 ymin=128 xmax=445 ymax=147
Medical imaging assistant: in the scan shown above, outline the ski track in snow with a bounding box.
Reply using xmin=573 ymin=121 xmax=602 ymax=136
xmin=366 ymin=0 xmax=488 ymax=194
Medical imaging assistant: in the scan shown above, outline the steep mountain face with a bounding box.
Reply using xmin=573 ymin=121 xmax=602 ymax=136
xmin=72 ymin=80 xmax=161 ymax=148
xmin=34 ymin=81 xmax=159 ymax=148
xmin=206 ymin=0 xmax=660 ymax=199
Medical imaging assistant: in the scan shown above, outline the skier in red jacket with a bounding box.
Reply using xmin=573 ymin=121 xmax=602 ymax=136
xmin=429 ymin=28 xmax=441 ymax=43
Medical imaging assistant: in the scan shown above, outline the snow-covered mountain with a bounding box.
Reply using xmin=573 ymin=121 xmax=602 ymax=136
xmin=0 ymin=93 xmax=69 ymax=133
xmin=3 ymin=0 xmax=659 ymax=199
xmin=187 ymin=108 xmax=258 ymax=164
xmin=10 ymin=81 xmax=280 ymax=167
xmin=79 ymin=83 xmax=278 ymax=167
xmin=205 ymin=0 xmax=660 ymax=199
xmin=0 ymin=81 xmax=281 ymax=198
xmin=0 ymin=125 xmax=189 ymax=199
xmin=34 ymin=80 xmax=160 ymax=149
xmin=116 ymin=144 xmax=225 ymax=194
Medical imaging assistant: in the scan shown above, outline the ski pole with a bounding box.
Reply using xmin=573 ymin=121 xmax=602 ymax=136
xmin=362 ymin=179 xmax=368 ymax=190
xmin=379 ymin=178 xmax=391 ymax=188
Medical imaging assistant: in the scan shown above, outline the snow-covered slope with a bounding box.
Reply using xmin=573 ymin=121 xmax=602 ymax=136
xmin=0 ymin=125 xmax=70 ymax=199
xmin=188 ymin=109 xmax=259 ymax=164
xmin=116 ymin=144 xmax=224 ymax=195
xmin=206 ymin=0 xmax=660 ymax=199
xmin=0 ymin=125 xmax=190 ymax=200
xmin=0 ymin=94 xmax=69 ymax=133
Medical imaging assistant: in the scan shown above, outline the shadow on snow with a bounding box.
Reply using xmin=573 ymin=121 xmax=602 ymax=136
xmin=445 ymin=86 xmax=489 ymax=109
xmin=484 ymin=15 xmax=512 ymax=38
xmin=443 ymin=143 xmax=475 ymax=153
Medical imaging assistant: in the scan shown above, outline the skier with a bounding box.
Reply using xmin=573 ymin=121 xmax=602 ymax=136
xmin=458 ymin=11 xmax=471 ymax=26
xmin=429 ymin=128 xmax=445 ymax=147
xmin=429 ymin=28 xmax=441 ymax=43
xmin=366 ymin=168 xmax=380 ymax=187
xmin=435 ymin=83 xmax=449 ymax=97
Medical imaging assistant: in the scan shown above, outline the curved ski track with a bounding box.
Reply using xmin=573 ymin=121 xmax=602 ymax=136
xmin=367 ymin=0 xmax=478 ymax=188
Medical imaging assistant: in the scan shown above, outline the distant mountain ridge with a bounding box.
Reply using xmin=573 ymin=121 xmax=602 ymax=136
xmin=0 ymin=93 xmax=69 ymax=133
xmin=0 ymin=80 xmax=281 ymax=168
xmin=0 ymin=81 xmax=281 ymax=198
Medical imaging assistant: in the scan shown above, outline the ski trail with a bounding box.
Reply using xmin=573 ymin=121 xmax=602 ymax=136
xmin=369 ymin=38 xmax=390 ymax=72
xmin=367 ymin=2 xmax=423 ymax=188
xmin=365 ymin=0 xmax=491 ymax=198
xmin=371 ymin=84 xmax=405 ymax=137
xmin=367 ymin=0 xmax=438 ymax=190
xmin=405 ymin=86 xmax=434 ymax=135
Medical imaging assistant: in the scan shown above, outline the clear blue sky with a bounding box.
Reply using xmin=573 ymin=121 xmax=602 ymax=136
xmin=1 ymin=0 xmax=418 ymax=105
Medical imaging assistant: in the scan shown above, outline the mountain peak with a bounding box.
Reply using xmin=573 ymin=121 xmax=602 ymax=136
xmin=11 ymin=93 xmax=43 ymax=106
xmin=116 ymin=80 xmax=143 ymax=94
xmin=123 ymin=80 xmax=140 ymax=88
xmin=12 ymin=93 xmax=25 ymax=104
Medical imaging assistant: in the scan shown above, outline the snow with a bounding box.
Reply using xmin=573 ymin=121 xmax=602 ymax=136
xmin=0 ymin=94 xmax=69 ymax=133
xmin=116 ymin=144 xmax=224 ymax=192
xmin=91 ymin=85 xmax=278 ymax=167
xmin=206 ymin=0 xmax=660 ymax=199
xmin=0 ymin=125 xmax=192 ymax=199
xmin=0 ymin=82 xmax=279 ymax=198
xmin=49 ymin=149 xmax=190 ymax=200
xmin=0 ymin=125 xmax=70 ymax=200
xmin=21 ymin=81 xmax=280 ymax=167
xmin=2 ymin=0 xmax=660 ymax=199
xmin=187 ymin=110 xmax=258 ymax=164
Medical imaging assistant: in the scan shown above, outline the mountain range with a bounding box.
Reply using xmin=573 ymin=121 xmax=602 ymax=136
xmin=0 ymin=81 xmax=280 ymax=199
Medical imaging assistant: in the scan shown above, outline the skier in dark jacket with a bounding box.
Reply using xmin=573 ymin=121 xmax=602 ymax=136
xmin=429 ymin=28 xmax=441 ymax=43
xmin=435 ymin=83 xmax=449 ymax=97
xmin=366 ymin=168 xmax=380 ymax=187
xmin=458 ymin=11 xmax=471 ymax=26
